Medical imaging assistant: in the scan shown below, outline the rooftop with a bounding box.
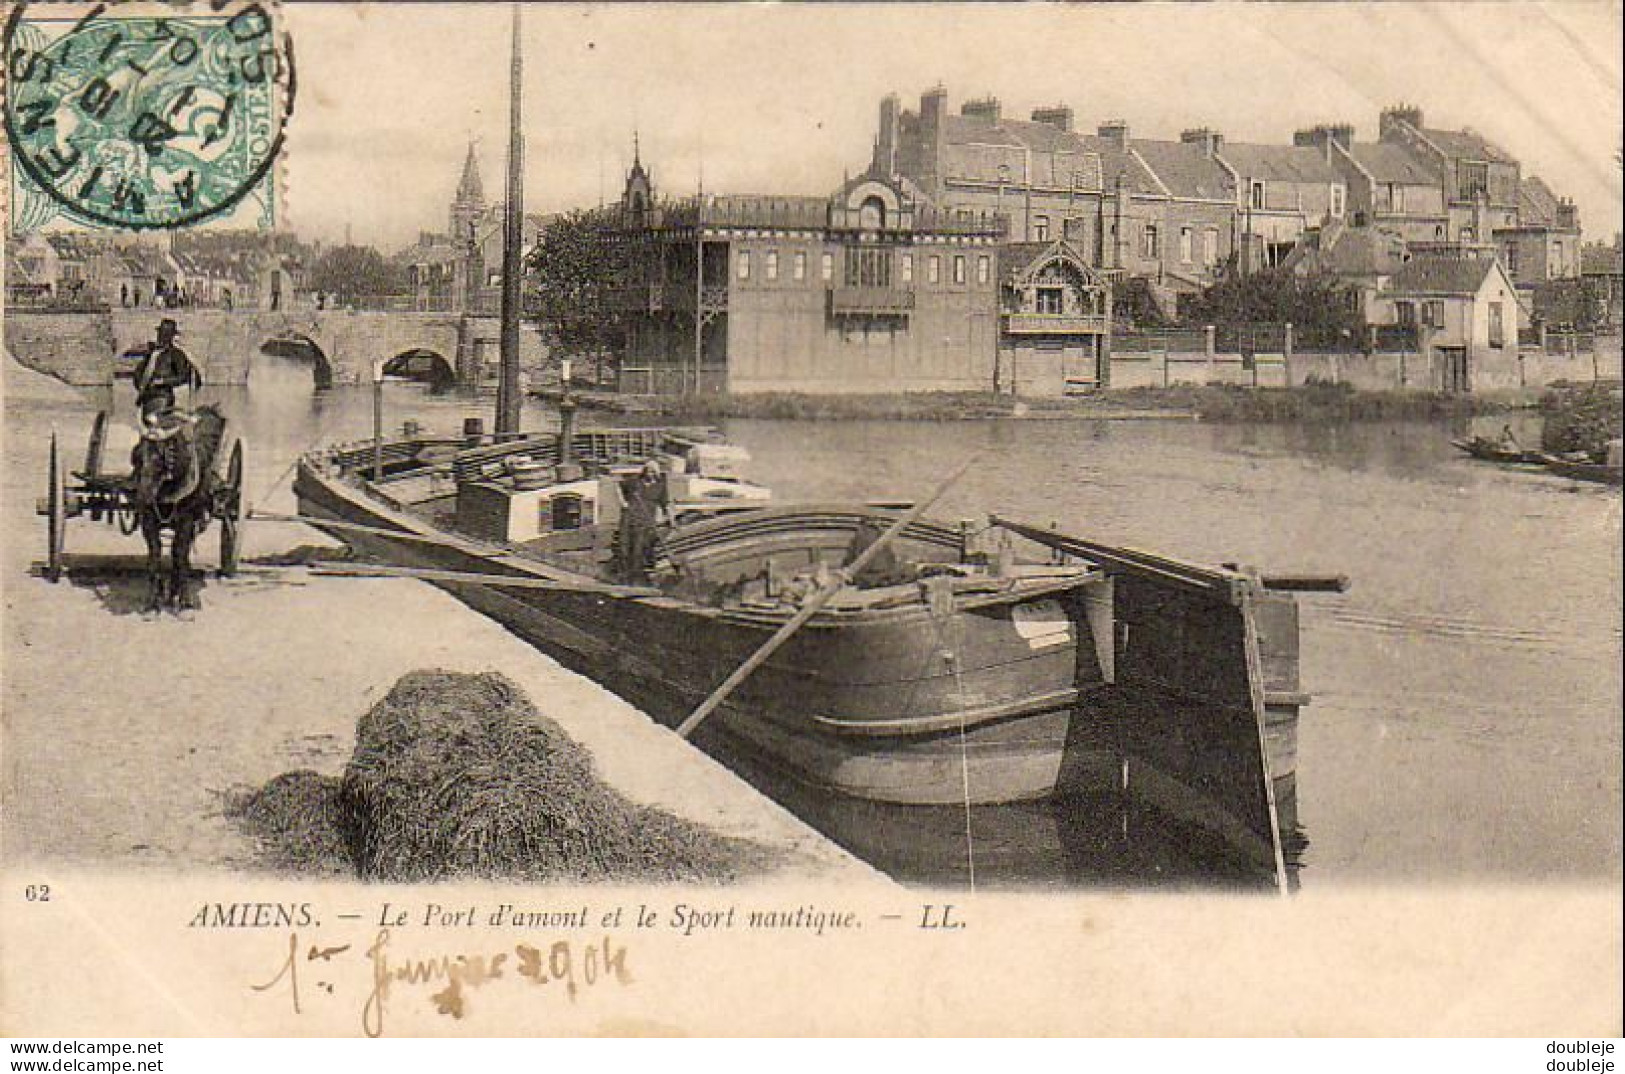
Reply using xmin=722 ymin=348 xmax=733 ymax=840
xmin=1128 ymin=139 xmax=1234 ymax=201
xmin=938 ymin=114 xmax=1147 ymax=194
xmin=1421 ymin=126 xmax=1517 ymax=165
xmin=1347 ymin=142 xmax=1438 ymax=185
xmin=1388 ymin=253 xmax=1500 ymax=295
xmin=1219 ymin=143 xmax=1341 ymax=185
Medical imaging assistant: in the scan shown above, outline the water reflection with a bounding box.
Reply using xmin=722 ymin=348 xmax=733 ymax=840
xmin=697 ymin=695 xmax=1303 ymax=892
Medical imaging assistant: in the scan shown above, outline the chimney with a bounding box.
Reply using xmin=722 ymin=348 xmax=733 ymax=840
xmin=962 ymin=96 xmax=1001 ymax=124
xmin=1556 ymin=197 xmax=1579 ymax=231
xmin=1380 ymin=104 xmax=1424 ymax=140
xmin=1294 ymin=123 xmax=1355 ymax=163
xmin=1097 ymin=120 xmax=1129 ymax=150
xmin=919 ymin=85 xmax=948 ymax=196
xmin=1031 ymin=105 xmax=1073 ymax=132
xmin=1180 ymin=127 xmax=1222 ymax=158
xmin=877 ymin=93 xmax=900 ymax=175
xmin=920 ymin=84 xmax=947 ymax=126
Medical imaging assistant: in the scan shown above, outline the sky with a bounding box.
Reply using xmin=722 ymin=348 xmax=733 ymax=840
xmin=280 ymin=2 xmax=1625 ymax=252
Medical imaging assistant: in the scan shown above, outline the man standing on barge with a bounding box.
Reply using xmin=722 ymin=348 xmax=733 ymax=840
xmin=618 ymin=460 xmax=667 ymax=583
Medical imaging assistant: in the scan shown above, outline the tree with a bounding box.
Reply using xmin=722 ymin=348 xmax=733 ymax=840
xmin=1183 ymin=266 xmax=1364 ymax=350
xmin=309 ymin=244 xmax=406 ymax=307
xmin=523 ymin=209 xmax=640 ymax=383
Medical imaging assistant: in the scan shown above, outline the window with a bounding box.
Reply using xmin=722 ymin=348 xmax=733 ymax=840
xmin=928 ymin=255 xmax=941 ymax=284
xmin=1330 ymin=185 xmax=1345 ymax=218
xmin=793 ymin=251 xmax=807 ymax=280
xmin=1033 ymin=215 xmax=1050 ymax=242
xmin=1036 ymin=288 xmax=1064 ymax=315
xmin=1391 ymin=184 xmax=1407 ymax=214
xmin=858 ymin=197 xmax=885 ymax=231
xmin=1250 ymin=181 xmax=1266 ymax=210
xmin=737 ymin=251 xmax=750 ymax=280
xmin=1179 ymin=227 xmax=1194 ymax=264
xmin=1204 ymin=227 xmax=1220 ymax=267
xmin=952 ymin=255 xmax=966 ymax=285
xmin=901 ymin=254 xmax=913 ymax=284
xmin=844 ymin=247 xmax=891 ymax=288
xmin=976 ymin=255 xmax=990 ymax=284
xmin=1141 ymin=224 xmax=1159 ymax=260
xmin=1503 ymin=243 xmax=1520 ymax=279
xmin=1488 ymin=301 xmax=1504 ymax=347
xmin=1459 ymin=227 xmax=1476 ymax=243
xmin=1422 ymin=300 xmax=1444 ymax=328
xmin=820 ymin=252 xmax=834 ymax=281
xmin=1396 ymin=301 xmax=1417 ymax=326
xmin=765 ymin=250 xmax=779 ymax=281
xmin=1459 ymin=162 xmax=1489 ymax=201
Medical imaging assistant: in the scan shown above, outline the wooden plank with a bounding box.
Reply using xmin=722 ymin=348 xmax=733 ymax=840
xmin=990 ymin=515 xmax=1247 ymax=603
xmin=309 ymin=562 xmax=659 ymax=597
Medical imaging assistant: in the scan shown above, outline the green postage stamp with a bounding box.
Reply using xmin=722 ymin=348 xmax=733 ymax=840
xmin=3 ymin=0 xmax=294 ymax=231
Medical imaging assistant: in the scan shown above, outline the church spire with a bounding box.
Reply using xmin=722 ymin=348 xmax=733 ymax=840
xmin=456 ymin=142 xmax=484 ymax=205
xmin=449 ymin=141 xmax=486 ymax=241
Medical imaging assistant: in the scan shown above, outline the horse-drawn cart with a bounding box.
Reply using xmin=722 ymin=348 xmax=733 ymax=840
xmin=39 ymin=408 xmax=246 ymax=587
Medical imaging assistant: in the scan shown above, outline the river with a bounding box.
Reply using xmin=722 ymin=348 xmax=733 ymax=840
xmin=5 ymin=357 xmax=1620 ymax=886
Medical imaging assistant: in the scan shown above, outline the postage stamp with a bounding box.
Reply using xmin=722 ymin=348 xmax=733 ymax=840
xmin=3 ymin=0 xmax=294 ymax=231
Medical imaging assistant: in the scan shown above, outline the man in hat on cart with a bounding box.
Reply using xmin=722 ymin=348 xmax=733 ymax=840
xmin=133 ymin=318 xmax=203 ymax=423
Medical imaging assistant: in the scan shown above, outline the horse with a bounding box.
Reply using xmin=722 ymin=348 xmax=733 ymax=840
xmin=131 ymin=405 xmax=226 ymax=612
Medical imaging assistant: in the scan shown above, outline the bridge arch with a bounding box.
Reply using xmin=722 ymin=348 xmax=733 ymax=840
xmin=258 ymin=333 xmax=334 ymax=390
xmin=383 ymin=348 xmax=457 ymax=394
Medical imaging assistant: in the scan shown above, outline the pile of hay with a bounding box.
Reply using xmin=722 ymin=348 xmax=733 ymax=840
xmin=223 ymin=771 xmax=355 ymax=877
xmin=340 ymin=670 xmax=780 ymax=883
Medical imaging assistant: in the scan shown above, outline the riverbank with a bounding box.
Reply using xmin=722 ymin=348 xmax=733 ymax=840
xmin=1 ymin=355 xmax=882 ymax=884
xmin=536 ymin=382 xmax=1529 ymax=423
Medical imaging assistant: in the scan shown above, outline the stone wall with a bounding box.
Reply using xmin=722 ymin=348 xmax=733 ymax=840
xmin=3 ymin=310 xmax=117 ymax=386
xmin=1107 ymin=341 xmax=1621 ymax=394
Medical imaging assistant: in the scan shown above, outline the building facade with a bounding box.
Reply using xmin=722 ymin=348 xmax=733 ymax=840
xmin=1369 ymin=252 xmax=1521 ymax=392
xmin=1374 ymin=106 xmax=1521 ymax=245
xmin=1497 ymin=175 xmax=1583 ymax=286
xmin=1218 ymin=129 xmax=1349 ymax=271
xmin=614 ymin=167 xmax=1029 ymax=394
xmin=877 ymin=87 xmax=1233 ymax=319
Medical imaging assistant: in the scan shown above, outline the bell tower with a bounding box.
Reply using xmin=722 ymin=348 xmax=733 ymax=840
xmin=449 ymin=142 xmax=486 ymax=242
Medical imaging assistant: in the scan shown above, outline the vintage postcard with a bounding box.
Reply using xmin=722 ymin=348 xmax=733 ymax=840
xmin=2 ymin=1 xmax=1620 ymax=1039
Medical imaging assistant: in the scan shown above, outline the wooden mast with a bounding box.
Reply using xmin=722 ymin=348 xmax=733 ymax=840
xmin=495 ymin=3 xmax=525 ymax=436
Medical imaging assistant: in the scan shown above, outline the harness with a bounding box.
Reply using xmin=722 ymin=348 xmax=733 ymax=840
xmin=138 ymin=417 xmax=205 ymax=526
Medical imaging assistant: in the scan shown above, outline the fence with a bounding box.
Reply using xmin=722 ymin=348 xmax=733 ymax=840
xmin=615 ymin=363 xmax=728 ymax=396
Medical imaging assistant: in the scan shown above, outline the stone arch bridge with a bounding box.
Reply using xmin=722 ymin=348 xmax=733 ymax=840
xmin=3 ymin=308 xmax=549 ymax=389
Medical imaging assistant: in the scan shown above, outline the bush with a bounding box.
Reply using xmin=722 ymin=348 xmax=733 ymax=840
xmin=1540 ymin=383 xmax=1624 ymax=458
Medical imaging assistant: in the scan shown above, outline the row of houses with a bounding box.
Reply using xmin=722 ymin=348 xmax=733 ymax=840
xmin=6 ymin=230 xmax=307 ymax=311
xmin=877 ymin=91 xmax=1587 ymax=312
xmin=598 ymin=86 xmax=1610 ymax=396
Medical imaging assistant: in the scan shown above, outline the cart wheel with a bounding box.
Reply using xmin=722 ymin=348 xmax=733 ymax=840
xmin=84 ymin=411 xmax=109 ymax=478
xmin=218 ymin=437 xmax=245 ymax=577
xmin=46 ymin=431 xmax=66 ymax=582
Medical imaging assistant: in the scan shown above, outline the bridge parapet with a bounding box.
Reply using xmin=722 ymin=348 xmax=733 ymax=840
xmin=5 ymin=308 xmax=549 ymax=388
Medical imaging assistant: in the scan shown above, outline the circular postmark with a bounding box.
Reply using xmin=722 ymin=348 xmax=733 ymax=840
xmin=3 ymin=0 xmax=295 ymax=230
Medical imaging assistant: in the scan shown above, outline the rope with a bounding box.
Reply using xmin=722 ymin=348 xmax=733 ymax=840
xmin=951 ymin=647 xmax=977 ymax=894
xmin=257 ymin=401 xmax=343 ymax=506
xmin=928 ymin=602 xmax=976 ymax=893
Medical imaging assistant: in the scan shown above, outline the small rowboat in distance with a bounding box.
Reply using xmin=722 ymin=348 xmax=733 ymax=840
xmin=1449 ymin=436 xmax=1546 ymax=467
xmin=1540 ymin=454 xmax=1624 ymax=486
